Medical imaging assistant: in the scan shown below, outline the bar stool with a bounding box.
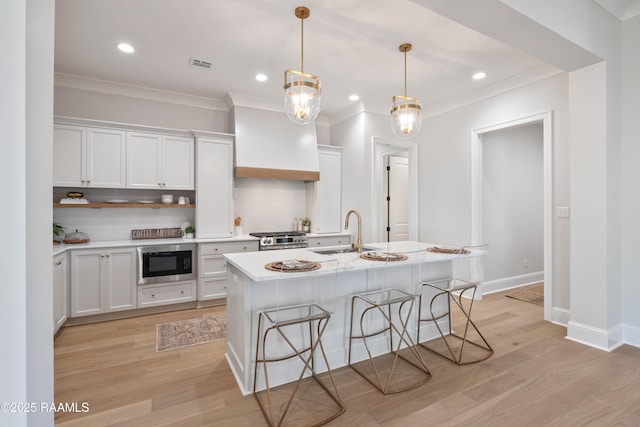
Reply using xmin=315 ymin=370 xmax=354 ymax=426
xmin=253 ymin=259 xmax=345 ymax=426
xmin=417 ymin=245 xmax=493 ymax=365
xmin=348 ymin=251 xmax=431 ymax=394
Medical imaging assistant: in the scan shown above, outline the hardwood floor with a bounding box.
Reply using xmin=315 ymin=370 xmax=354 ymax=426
xmin=54 ymin=287 xmax=640 ymax=426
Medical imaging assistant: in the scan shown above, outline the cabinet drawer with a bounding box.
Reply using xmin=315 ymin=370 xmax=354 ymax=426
xmin=199 ymin=241 xmax=258 ymax=255
xmin=200 ymin=255 xmax=227 ymax=277
xmin=198 ymin=277 xmax=227 ymax=300
xmin=137 ymin=280 xmax=196 ymax=307
xmin=308 ymin=236 xmax=348 ymax=247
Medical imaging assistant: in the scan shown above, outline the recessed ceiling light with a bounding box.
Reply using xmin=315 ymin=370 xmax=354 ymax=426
xmin=472 ymin=71 xmax=487 ymax=80
xmin=349 ymin=94 xmax=360 ymax=101
xmin=117 ymin=43 xmax=135 ymax=53
xmin=255 ymin=73 xmax=268 ymax=82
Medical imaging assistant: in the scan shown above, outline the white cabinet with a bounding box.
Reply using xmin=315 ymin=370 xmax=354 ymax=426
xmin=126 ymin=132 xmax=194 ymax=190
xmin=53 ymin=253 xmax=68 ymax=334
xmin=70 ymin=248 xmax=137 ymax=317
xmin=307 ymin=145 xmax=342 ymax=233
xmin=138 ymin=280 xmax=196 ymax=307
xmin=307 ymin=235 xmax=350 ymax=248
xmin=53 ymin=124 xmax=127 ymax=188
xmin=195 ymin=133 xmax=234 ymax=238
xmin=198 ymin=241 xmax=258 ymax=301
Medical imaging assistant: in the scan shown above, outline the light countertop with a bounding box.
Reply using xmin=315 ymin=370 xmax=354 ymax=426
xmin=53 ymin=235 xmax=259 ymax=256
xmin=223 ymin=241 xmax=467 ymax=282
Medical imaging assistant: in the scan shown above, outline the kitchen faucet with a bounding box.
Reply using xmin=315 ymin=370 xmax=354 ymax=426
xmin=344 ymin=209 xmax=364 ymax=253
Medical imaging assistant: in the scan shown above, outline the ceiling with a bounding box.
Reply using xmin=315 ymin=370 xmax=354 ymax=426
xmin=54 ymin=0 xmax=565 ymax=121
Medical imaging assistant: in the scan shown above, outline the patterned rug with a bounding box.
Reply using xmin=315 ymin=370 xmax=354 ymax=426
xmin=156 ymin=314 xmax=226 ymax=352
xmin=505 ymin=283 xmax=544 ymax=306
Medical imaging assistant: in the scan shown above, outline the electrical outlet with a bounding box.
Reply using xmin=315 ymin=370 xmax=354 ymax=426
xmin=557 ymin=207 xmax=570 ymax=218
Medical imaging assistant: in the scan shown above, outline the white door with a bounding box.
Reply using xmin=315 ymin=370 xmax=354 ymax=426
xmin=105 ymin=248 xmax=136 ymax=312
xmin=53 ymin=124 xmax=86 ymax=186
xmin=161 ymin=135 xmax=194 ymax=190
xmin=196 ymin=137 xmax=234 ymax=238
xmin=127 ymin=131 xmax=162 ymax=189
xmin=86 ymin=128 xmax=127 ymax=188
xmin=314 ymin=148 xmax=342 ymax=233
xmin=387 ymin=156 xmax=409 ymax=241
xmin=70 ymin=250 xmax=105 ymax=316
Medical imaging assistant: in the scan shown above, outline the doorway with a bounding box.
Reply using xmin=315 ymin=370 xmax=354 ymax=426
xmin=372 ymin=137 xmax=418 ymax=243
xmin=471 ymin=111 xmax=553 ymax=321
xmin=384 ymin=154 xmax=409 ymax=241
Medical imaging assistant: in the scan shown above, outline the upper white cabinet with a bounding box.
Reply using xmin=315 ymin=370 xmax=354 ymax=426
xmin=126 ymin=132 xmax=194 ymax=190
xmin=307 ymin=145 xmax=342 ymax=233
xmin=53 ymin=124 xmax=126 ymax=188
xmin=195 ymin=132 xmax=234 ymax=238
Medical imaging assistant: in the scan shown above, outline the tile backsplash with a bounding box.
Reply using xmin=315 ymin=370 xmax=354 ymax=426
xmin=233 ymin=178 xmax=307 ymax=232
xmin=53 ymin=178 xmax=309 ymax=241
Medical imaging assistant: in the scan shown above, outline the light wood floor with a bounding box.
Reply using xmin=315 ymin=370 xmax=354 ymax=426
xmin=54 ymin=287 xmax=640 ymax=426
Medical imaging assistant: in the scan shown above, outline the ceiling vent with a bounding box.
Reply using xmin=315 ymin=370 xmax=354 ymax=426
xmin=189 ymin=58 xmax=212 ymax=70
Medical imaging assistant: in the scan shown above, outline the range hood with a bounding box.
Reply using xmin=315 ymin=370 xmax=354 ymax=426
xmin=231 ymin=105 xmax=320 ymax=181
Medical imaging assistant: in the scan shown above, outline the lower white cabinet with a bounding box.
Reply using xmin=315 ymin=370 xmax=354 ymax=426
xmin=70 ymin=248 xmax=137 ymax=317
xmin=138 ymin=280 xmax=196 ymax=307
xmin=53 ymin=253 xmax=68 ymax=334
xmin=198 ymin=240 xmax=258 ymax=301
xmin=307 ymin=235 xmax=350 ymax=248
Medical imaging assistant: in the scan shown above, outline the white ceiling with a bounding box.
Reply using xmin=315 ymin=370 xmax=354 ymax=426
xmin=594 ymin=0 xmax=640 ymax=20
xmin=55 ymin=0 xmax=563 ymax=120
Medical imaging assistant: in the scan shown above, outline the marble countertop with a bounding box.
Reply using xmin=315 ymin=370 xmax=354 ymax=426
xmin=223 ymin=241 xmax=463 ymax=282
xmin=52 ymin=235 xmax=260 ymax=256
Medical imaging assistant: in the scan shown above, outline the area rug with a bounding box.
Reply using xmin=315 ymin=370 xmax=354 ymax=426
xmin=156 ymin=314 xmax=226 ymax=352
xmin=505 ymin=283 xmax=544 ymax=306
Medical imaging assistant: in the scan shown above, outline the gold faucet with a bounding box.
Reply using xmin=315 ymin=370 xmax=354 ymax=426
xmin=345 ymin=209 xmax=364 ymax=253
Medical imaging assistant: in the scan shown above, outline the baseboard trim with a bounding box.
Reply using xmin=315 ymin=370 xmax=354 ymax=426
xmin=623 ymin=324 xmax=640 ymax=348
xmin=552 ymin=306 xmax=570 ymax=326
xmin=480 ymin=271 xmax=544 ymax=296
xmin=566 ymin=321 xmax=624 ymax=351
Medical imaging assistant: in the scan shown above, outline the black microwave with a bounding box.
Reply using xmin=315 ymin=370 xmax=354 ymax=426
xmin=137 ymin=244 xmax=197 ymax=285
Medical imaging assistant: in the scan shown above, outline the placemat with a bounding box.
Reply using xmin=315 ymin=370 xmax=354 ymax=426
xmin=427 ymin=246 xmax=470 ymax=254
xmin=360 ymin=252 xmax=408 ymax=262
xmin=265 ymin=259 xmax=321 ymax=272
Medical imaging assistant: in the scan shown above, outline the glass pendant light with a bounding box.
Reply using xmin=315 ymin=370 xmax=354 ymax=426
xmin=391 ymin=43 xmax=421 ymax=138
xmin=284 ymin=6 xmax=321 ymax=125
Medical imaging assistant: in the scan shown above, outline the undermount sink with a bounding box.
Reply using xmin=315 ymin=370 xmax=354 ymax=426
xmin=310 ymin=246 xmax=378 ymax=255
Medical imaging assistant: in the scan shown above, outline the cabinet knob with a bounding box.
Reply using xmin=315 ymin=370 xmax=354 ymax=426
xmin=243 ymin=246 xmax=247 ymax=250
xmin=55 ymin=261 xmax=62 ymax=266
xmin=151 ymin=294 xmax=155 ymax=297
xmin=180 ymin=290 xmax=184 ymax=294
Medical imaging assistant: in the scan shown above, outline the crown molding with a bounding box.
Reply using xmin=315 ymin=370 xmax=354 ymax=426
xmin=54 ymin=73 xmax=228 ymax=111
xmin=226 ymin=92 xmax=330 ymax=127
xmin=422 ymin=64 xmax=562 ymax=119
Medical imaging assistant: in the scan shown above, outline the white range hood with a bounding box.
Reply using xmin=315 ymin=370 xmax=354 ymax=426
xmin=231 ymin=105 xmax=320 ymax=181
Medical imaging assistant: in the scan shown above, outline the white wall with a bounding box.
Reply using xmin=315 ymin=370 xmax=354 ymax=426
xmin=55 ymin=85 xmax=229 ymax=132
xmin=621 ymin=15 xmax=640 ymax=345
xmin=1 ymin=0 xmax=55 ymax=425
xmin=482 ymin=124 xmax=544 ymax=283
xmin=418 ymin=73 xmax=570 ymax=311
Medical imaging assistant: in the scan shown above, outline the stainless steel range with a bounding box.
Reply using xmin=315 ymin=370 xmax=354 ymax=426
xmin=250 ymin=231 xmax=308 ymax=251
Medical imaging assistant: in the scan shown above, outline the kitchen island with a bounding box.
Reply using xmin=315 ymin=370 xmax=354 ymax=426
xmin=223 ymin=241 xmax=475 ymax=395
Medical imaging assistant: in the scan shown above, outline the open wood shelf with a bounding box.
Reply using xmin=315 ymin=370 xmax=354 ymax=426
xmin=53 ymin=203 xmax=195 ymax=209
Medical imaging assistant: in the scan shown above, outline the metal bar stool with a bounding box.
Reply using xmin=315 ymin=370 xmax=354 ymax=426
xmin=417 ymin=245 xmax=493 ymax=365
xmin=253 ymin=259 xmax=345 ymax=426
xmin=348 ymin=252 xmax=431 ymax=394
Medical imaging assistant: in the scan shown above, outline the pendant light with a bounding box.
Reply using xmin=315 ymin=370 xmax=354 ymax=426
xmin=284 ymin=6 xmax=321 ymax=125
xmin=390 ymin=43 xmax=421 ymax=138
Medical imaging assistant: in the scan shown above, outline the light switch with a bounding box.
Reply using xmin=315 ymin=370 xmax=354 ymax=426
xmin=557 ymin=207 xmax=570 ymax=218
